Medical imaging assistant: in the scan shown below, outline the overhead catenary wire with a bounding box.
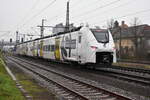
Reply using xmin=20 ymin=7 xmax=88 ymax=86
xmin=47 ymin=0 xmax=83 ymax=21
xmin=70 ymin=0 xmax=85 ymax=8
xmin=30 ymin=0 xmax=148 ymax=30
xmin=47 ymin=0 xmax=107 ymax=25
xmin=16 ymin=0 xmax=40 ymax=28
xmin=1 ymin=0 xmax=149 ymax=42
xmin=44 ymin=0 xmax=118 ymax=25
xmin=72 ymin=0 xmax=133 ymax=22
xmin=18 ymin=0 xmax=128 ymax=29
xmin=92 ymin=8 xmax=150 ymax=25
xmin=46 ymin=0 xmax=82 ymax=26
xmin=46 ymin=0 xmax=83 ymax=25
xmin=71 ymin=0 xmax=121 ymax=19
xmin=18 ymin=0 xmax=56 ymax=29
xmin=0 ymin=31 xmax=11 ymax=38
xmin=17 ymin=0 xmax=150 ymax=33
xmin=71 ymin=0 xmax=102 ymax=12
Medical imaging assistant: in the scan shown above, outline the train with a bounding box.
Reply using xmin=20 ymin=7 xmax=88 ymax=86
xmin=16 ymin=26 xmax=116 ymax=67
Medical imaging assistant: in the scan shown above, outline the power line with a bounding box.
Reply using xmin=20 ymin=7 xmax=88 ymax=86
xmin=72 ymin=0 xmax=121 ymax=19
xmin=71 ymin=0 xmax=103 ymax=13
xmin=92 ymin=8 xmax=150 ymax=25
xmin=0 ymin=31 xmax=11 ymax=38
xmin=37 ymin=19 xmax=46 ymax=38
xmin=18 ymin=0 xmax=56 ymax=29
xmin=45 ymin=0 xmax=119 ymax=25
xmin=72 ymin=0 xmax=133 ymax=22
xmin=46 ymin=9 xmax=65 ymax=24
xmin=47 ymin=0 xmax=103 ymax=25
xmin=0 ymin=31 xmax=10 ymax=32
xmin=46 ymin=0 xmax=80 ymax=25
xmin=119 ymin=9 xmax=150 ymax=19
xmin=16 ymin=0 xmax=40 ymax=28
xmin=70 ymin=0 xmax=84 ymax=8
xmin=46 ymin=0 xmax=78 ymax=25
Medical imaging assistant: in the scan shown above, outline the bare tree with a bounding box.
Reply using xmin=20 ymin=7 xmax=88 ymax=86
xmin=107 ymin=18 xmax=115 ymax=31
xmin=130 ymin=17 xmax=141 ymax=27
xmin=130 ymin=17 xmax=141 ymax=58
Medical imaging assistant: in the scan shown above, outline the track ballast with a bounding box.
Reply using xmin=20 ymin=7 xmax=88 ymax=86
xmin=7 ymin=56 xmax=132 ymax=100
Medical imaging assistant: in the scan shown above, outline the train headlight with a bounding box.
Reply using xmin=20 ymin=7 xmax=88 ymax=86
xmin=90 ymin=46 xmax=98 ymax=50
xmin=112 ymin=47 xmax=116 ymax=51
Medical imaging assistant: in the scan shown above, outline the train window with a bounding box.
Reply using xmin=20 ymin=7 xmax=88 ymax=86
xmin=47 ymin=45 xmax=49 ymax=51
xmin=79 ymin=36 xmax=81 ymax=43
xmin=50 ymin=45 xmax=51 ymax=51
xmin=45 ymin=45 xmax=47 ymax=51
xmin=51 ymin=45 xmax=55 ymax=52
xmin=65 ymin=40 xmax=70 ymax=49
xmin=48 ymin=45 xmax=50 ymax=51
xmin=46 ymin=45 xmax=48 ymax=51
xmin=65 ymin=39 xmax=76 ymax=49
xmin=44 ymin=45 xmax=48 ymax=51
xmin=43 ymin=46 xmax=45 ymax=51
xmin=71 ymin=39 xmax=76 ymax=49
xmin=91 ymin=29 xmax=109 ymax=43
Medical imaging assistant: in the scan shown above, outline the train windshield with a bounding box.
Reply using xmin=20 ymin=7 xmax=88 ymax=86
xmin=91 ymin=29 xmax=109 ymax=43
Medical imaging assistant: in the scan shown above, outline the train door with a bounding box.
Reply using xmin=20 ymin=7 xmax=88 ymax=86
xmin=77 ymin=33 xmax=82 ymax=63
xmin=40 ymin=40 xmax=44 ymax=57
xmin=37 ymin=40 xmax=40 ymax=57
xmin=32 ymin=41 xmax=35 ymax=56
xmin=55 ymin=37 xmax=61 ymax=60
xmin=35 ymin=41 xmax=38 ymax=57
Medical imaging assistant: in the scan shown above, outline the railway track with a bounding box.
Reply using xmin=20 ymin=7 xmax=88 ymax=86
xmin=110 ymin=65 xmax=150 ymax=74
xmin=8 ymin=55 xmax=150 ymax=86
xmin=96 ymin=67 xmax=150 ymax=86
xmin=8 ymin=55 xmax=150 ymax=87
xmin=6 ymin=56 xmax=132 ymax=100
xmin=118 ymin=59 xmax=150 ymax=66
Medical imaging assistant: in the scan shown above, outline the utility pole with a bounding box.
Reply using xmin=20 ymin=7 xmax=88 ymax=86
xmin=21 ymin=38 xmax=24 ymax=43
xmin=2 ymin=39 xmax=4 ymax=49
xmin=16 ymin=31 xmax=19 ymax=44
xmin=10 ymin=38 xmax=12 ymax=43
xmin=23 ymin=34 xmax=25 ymax=42
xmin=119 ymin=27 xmax=122 ymax=60
xmin=65 ymin=1 xmax=70 ymax=32
xmin=37 ymin=19 xmax=46 ymax=38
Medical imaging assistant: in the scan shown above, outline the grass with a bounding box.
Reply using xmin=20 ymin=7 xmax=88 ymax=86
xmin=0 ymin=51 xmax=57 ymax=99
xmin=5 ymin=51 xmax=57 ymax=99
xmin=13 ymin=68 xmax=58 ymax=100
xmin=113 ymin=62 xmax=150 ymax=69
xmin=0 ymin=52 xmax=25 ymax=100
xmin=15 ymin=73 xmax=46 ymax=93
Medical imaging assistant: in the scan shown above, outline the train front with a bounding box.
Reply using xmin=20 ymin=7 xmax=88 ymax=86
xmin=89 ymin=29 xmax=116 ymax=66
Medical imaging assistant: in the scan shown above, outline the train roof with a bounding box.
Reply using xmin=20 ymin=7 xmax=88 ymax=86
xmin=17 ymin=26 xmax=82 ymax=45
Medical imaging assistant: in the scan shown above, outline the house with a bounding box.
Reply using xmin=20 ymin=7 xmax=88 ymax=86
xmin=112 ymin=24 xmax=150 ymax=60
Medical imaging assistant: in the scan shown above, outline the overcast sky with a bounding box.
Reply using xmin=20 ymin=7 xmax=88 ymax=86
xmin=0 ymin=0 xmax=150 ymax=41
